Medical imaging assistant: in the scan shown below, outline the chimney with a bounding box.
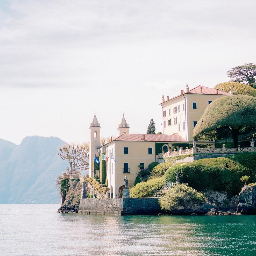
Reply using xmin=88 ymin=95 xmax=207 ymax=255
xmin=167 ymin=96 xmax=169 ymax=101
xmin=181 ymin=90 xmax=184 ymax=95
xmin=186 ymin=84 xmax=189 ymax=93
xmin=162 ymin=95 xmax=165 ymax=103
xmin=216 ymin=89 xmax=219 ymax=94
xmin=142 ymin=134 xmax=145 ymax=140
xmin=200 ymin=86 xmax=203 ymax=93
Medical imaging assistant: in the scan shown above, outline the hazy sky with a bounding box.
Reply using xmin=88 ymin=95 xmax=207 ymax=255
xmin=1 ymin=0 xmax=256 ymax=145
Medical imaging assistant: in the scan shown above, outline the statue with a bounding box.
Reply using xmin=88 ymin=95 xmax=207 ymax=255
xmin=251 ymin=138 xmax=255 ymax=147
xmin=124 ymin=176 xmax=128 ymax=189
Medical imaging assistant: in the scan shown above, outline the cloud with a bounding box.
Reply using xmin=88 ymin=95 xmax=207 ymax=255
xmin=0 ymin=0 xmax=256 ymax=89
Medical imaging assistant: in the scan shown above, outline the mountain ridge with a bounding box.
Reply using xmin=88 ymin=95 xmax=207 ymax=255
xmin=0 ymin=136 xmax=69 ymax=203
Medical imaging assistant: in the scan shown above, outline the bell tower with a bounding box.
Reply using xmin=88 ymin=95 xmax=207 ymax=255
xmin=118 ymin=114 xmax=130 ymax=136
xmin=89 ymin=114 xmax=101 ymax=177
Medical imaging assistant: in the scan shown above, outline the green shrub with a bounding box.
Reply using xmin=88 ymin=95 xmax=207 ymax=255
xmin=228 ymin=152 xmax=256 ymax=174
xmin=165 ymin=157 xmax=249 ymax=197
xmin=130 ymin=177 xmax=166 ymax=198
xmin=214 ymin=82 xmax=256 ymax=97
xmin=148 ymin=162 xmax=159 ymax=171
xmin=159 ymin=184 xmax=206 ymax=211
xmin=151 ymin=162 xmax=174 ymax=178
xmin=60 ymin=178 xmax=70 ymax=192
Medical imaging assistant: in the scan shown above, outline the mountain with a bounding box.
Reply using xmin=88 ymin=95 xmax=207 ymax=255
xmin=0 ymin=136 xmax=69 ymax=203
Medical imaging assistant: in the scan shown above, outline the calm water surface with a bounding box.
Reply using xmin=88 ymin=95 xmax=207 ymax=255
xmin=0 ymin=204 xmax=256 ymax=256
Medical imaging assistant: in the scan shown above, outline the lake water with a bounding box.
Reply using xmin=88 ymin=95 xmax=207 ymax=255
xmin=0 ymin=204 xmax=256 ymax=256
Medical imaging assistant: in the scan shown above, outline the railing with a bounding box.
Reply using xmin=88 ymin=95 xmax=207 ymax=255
xmin=162 ymin=146 xmax=256 ymax=159
xmin=163 ymin=148 xmax=193 ymax=158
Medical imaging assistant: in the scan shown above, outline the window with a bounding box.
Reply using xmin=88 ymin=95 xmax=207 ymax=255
xmin=174 ymin=117 xmax=177 ymax=125
xmin=163 ymin=110 xmax=166 ymax=117
xmin=193 ymin=102 xmax=197 ymax=109
xmin=148 ymin=148 xmax=153 ymax=154
xmin=164 ymin=121 xmax=166 ymax=128
xmin=178 ymin=124 xmax=181 ymax=131
xmin=178 ymin=105 xmax=180 ymax=112
xmin=139 ymin=163 xmax=144 ymax=170
xmin=124 ymin=147 xmax=128 ymax=154
xmin=183 ymin=122 xmax=185 ymax=131
xmin=208 ymin=100 xmax=212 ymax=105
xmin=162 ymin=145 xmax=168 ymax=153
xmin=173 ymin=107 xmax=177 ymax=114
xmin=168 ymin=119 xmax=171 ymax=126
xmin=123 ymin=163 xmax=129 ymax=173
xmin=169 ymin=108 xmax=171 ymax=116
xmin=182 ymin=104 xmax=185 ymax=111
xmin=193 ymin=121 xmax=197 ymax=127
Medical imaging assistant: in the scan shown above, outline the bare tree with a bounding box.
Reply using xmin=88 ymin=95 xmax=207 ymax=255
xmin=58 ymin=144 xmax=89 ymax=175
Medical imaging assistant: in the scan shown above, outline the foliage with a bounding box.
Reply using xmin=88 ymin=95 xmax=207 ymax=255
xmin=86 ymin=177 xmax=109 ymax=195
xmin=147 ymin=118 xmax=156 ymax=134
xmin=228 ymin=152 xmax=256 ymax=173
xmin=214 ymin=82 xmax=256 ymax=97
xmin=193 ymin=95 xmax=256 ymax=148
xmin=240 ymin=175 xmax=250 ymax=185
xmin=227 ymin=63 xmax=256 ymax=89
xmin=134 ymin=162 xmax=159 ymax=184
xmin=60 ymin=178 xmax=70 ymax=192
xmin=148 ymin=162 xmax=159 ymax=171
xmin=165 ymin=158 xmax=250 ymax=198
xmin=100 ymin=160 xmax=107 ymax=184
xmin=159 ymin=184 xmax=206 ymax=211
xmin=130 ymin=177 xmax=166 ymax=198
xmin=58 ymin=144 xmax=89 ymax=174
xmin=150 ymin=162 xmax=174 ymax=178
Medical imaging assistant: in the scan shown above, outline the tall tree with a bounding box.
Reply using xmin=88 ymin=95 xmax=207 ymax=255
xmin=227 ymin=63 xmax=256 ymax=89
xmin=214 ymin=82 xmax=256 ymax=97
xmin=147 ymin=118 xmax=156 ymax=134
xmin=58 ymin=144 xmax=89 ymax=174
xmin=193 ymin=95 xmax=256 ymax=148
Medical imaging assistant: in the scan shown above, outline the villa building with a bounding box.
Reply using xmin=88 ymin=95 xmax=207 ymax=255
xmin=89 ymin=85 xmax=231 ymax=197
xmin=89 ymin=115 xmax=184 ymax=198
xmin=161 ymin=85 xmax=230 ymax=141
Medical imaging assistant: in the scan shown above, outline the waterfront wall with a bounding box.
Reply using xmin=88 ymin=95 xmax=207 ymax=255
xmin=79 ymin=198 xmax=161 ymax=215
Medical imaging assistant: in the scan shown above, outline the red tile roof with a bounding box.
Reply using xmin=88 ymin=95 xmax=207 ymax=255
xmin=161 ymin=85 xmax=230 ymax=105
xmin=114 ymin=133 xmax=185 ymax=142
xmin=189 ymin=85 xmax=230 ymax=95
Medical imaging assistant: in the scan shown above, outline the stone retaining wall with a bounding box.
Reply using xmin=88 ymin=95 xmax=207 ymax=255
xmin=79 ymin=198 xmax=161 ymax=215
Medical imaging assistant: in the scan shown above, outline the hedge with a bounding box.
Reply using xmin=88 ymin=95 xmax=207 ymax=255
xmin=165 ymin=157 xmax=250 ymax=197
xmin=130 ymin=177 xmax=166 ymax=198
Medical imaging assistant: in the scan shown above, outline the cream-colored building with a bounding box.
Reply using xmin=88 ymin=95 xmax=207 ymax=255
xmin=89 ymin=115 xmax=184 ymax=198
xmin=161 ymin=85 xmax=230 ymax=141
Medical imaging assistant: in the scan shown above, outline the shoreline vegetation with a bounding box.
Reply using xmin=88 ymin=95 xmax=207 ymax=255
xmin=57 ymin=152 xmax=256 ymax=215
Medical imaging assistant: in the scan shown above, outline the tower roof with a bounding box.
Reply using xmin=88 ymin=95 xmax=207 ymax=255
xmin=90 ymin=114 xmax=100 ymax=127
xmin=118 ymin=114 xmax=130 ymax=128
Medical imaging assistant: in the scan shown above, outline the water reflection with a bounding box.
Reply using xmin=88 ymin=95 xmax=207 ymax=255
xmin=1 ymin=205 xmax=256 ymax=255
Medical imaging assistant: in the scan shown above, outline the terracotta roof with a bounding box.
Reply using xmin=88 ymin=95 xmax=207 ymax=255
xmin=113 ymin=133 xmax=185 ymax=142
xmin=161 ymin=85 xmax=230 ymax=105
xmin=189 ymin=85 xmax=230 ymax=95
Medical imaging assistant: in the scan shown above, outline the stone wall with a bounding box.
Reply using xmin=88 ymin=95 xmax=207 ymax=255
xmin=79 ymin=198 xmax=161 ymax=215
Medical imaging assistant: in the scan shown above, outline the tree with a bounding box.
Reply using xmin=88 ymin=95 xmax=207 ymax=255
xmin=147 ymin=118 xmax=156 ymax=134
xmin=159 ymin=184 xmax=206 ymax=212
xmin=227 ymin=63 xmax=256 ymax=89
xmin=58 ymin=144 xmax=89 ymax=174
xmin=214 ymin=82 xmax=256 ymax=97
xmin=193 ymin=95 xmax=256 ymax=148
xmin=240 ymin=175 xmax=250 ymax=185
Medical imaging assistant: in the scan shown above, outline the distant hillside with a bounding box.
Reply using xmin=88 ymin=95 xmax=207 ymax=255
xmin=0 ymin=136 xmax=69 ymax=203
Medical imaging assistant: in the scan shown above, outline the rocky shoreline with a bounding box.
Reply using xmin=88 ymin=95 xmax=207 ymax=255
xmin=58 ymin=177 xmax=256 ymax=216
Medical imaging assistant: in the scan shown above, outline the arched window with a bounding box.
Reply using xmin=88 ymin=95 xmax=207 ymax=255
xmin=162 ymin=144 xmax=168 ymax=153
